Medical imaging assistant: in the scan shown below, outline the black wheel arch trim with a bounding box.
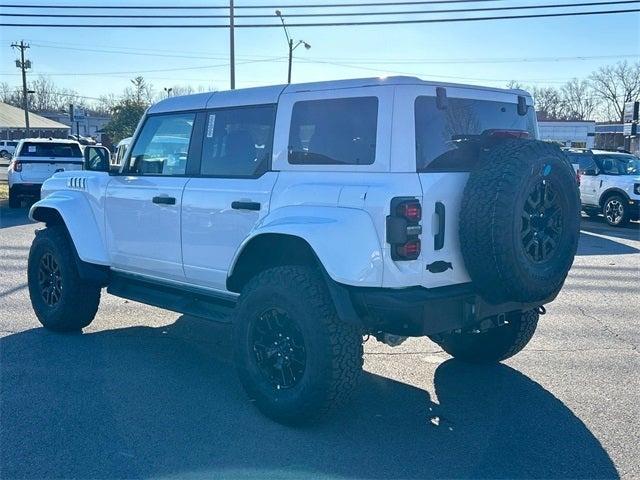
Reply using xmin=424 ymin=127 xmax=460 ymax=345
xmin=32 ymin=211 xmax=110 ymax=287
xmin=599 ymin=188 xmax=631 ymax=207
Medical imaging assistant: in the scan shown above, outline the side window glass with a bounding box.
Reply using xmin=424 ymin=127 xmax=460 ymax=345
xmin=200 ymin=105 xmax=275 ymax=177
xmin=288 ymin=97 xmax=378 ymax=165
xmin=127 ymin=113 xmax=195 ymax=176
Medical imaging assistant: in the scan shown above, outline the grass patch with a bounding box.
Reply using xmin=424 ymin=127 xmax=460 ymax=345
xmin=0 ymin=183 xmax=7 ymax=200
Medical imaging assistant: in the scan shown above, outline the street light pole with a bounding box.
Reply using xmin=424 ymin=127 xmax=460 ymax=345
xmin=230 ymin=0 xmax=235 ymax=90
xmin=287 ymin=38 xmax=293 ymax=84
xmin=275 ymin=10 xmax=310 ymax=84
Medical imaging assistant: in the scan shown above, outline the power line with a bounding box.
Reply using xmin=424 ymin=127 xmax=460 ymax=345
xmin=3 ymin=1 xmax=639 ymax=18
xmin=1 ymin=7 xmax=637 ymax=27
xmin=0 ymin=1 xmax=517 ymax=10
xmin=25 ymin=41 xmax=638 ymax=64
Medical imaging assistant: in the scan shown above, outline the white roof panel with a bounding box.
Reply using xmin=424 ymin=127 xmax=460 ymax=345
xmin=146 ymin=76 xmax=532 ymax=115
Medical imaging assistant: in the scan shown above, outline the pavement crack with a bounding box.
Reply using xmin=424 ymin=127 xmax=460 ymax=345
xmin=576 ymin=305 xmax=638 ymax=353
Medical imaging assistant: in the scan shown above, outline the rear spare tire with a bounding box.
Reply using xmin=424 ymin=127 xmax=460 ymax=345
xmin=460 ymin=140 xmax=580 ymax=304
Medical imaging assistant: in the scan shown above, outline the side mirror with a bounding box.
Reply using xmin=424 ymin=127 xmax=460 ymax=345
xmin=583 ymin=168 xmax=598 ymax=176
xmin=83 ymin=146 xmax=111 ymax=172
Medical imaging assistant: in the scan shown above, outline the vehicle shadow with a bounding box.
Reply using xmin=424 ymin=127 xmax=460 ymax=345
xmin=0 ymin=316 xmax=617 ymax=479
xmin=576 ymin=230 xmax=639 ymax=256
xmin=580 ymin=216 xmax=640 ymax=242
xmin=0 ymin=203 xmax=36 ymax=229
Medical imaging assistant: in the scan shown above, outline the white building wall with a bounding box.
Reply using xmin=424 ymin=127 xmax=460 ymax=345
xmin=538 ymin=121 xmax=596 ymax=149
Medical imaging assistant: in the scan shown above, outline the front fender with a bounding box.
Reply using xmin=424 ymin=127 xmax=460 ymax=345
xmin=29 ymin=190 xmax=109 ymax=265
xmin=230 ymin=205 xmax=383 ymax=287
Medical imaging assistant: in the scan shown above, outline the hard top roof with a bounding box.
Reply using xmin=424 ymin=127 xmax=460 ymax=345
xmin=148 ymin=76 xmax=530 ymax=114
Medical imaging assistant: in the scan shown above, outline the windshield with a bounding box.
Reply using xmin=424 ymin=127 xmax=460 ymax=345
xmin=415 ymin=96 xmax=537 ymax=171
xmin=596 ymin=154 xmax=639 ymax=175
xmin=19 ymin=142 xmax=82 ymax=158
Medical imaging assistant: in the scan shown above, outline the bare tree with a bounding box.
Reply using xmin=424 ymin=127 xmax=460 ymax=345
xmin=125 ymin=76 xmax=154 ymax=105
xmin=0 ymin=82 xmax=21 ymax=107
xmin=561 ymin=79 xmax=598 ymax=121
xmin=506 ymin=80 xmax=524 ymax=90
xmin=590 ymin=61 xmax=640 ymax=122
xmin=531 ymin=86 xmax=566 ymax=121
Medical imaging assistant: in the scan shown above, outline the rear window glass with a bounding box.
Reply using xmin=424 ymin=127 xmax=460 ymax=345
xmin=7 ymin=141 xmax=17 ymax=147
xmin=564 ymin=151 xmax=597 ymax=170
xmin=19 ymin=142 xmax=82 ymax=158
xmin=288 ymin=97 xmax=378 ymax=166
xmin=415 ymin=96 xmax=538 ymax=171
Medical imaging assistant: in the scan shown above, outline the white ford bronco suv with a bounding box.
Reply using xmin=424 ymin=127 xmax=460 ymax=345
xmin=27 ymin=77 xmax=580 ymax=424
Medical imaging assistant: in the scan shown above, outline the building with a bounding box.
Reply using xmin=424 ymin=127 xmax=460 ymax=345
xmin=594 ymin=123 xmax=624 ymax=151
xmin=0 ymin=102 xmax=70 ymax=140
xmin=538 ymin=120 xmax=596 ymax=149
xmin=39 ymin=111 xmax=111 ymax=145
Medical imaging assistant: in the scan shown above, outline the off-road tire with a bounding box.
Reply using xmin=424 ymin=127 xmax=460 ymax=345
xmin=431 ymin=309 xmax=539 ymax=363
xmin=233 ymin=265 xmax=363 ymax=425
xmin=28 ymin=225 xmax=101 ymax=332
xmin=602 ymin=194 xmax=630 ymax=227
xmin=8 ymin=187 xmax=20 ymax=208
xmin=460 ymin=140 xmax=580 ymax=304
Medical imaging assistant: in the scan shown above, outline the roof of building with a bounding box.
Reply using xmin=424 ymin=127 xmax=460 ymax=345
xmin=149 ymin=76 xmax=532 ymax=115
xmin=0 ymin=102 xmax=70 ymax=130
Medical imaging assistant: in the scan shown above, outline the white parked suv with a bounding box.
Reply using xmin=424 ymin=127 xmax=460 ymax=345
xmin=567 ymin=148 xmax=640 ymax=226
xmin=26 ymin=77 xmax=580 ymax=424
xmin=0 ymin=139 xmax=19 ymax=158
xmin=7 ymin=138 xmax=85 ymax=208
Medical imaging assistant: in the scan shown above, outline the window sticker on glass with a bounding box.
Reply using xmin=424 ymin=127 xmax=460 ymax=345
xmin=207 ymin=114 xmax=216 ymax=138
xmin=28 ymin=145 xmax=37 ymax=153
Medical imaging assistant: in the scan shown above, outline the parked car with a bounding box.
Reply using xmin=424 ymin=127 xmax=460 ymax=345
xmin=0 ymin=140 xmax=19 ymax=159
xmin=570 ymin=149 xmax=640 ymax=226
xmin=7 ymin=138 xmax=87 ymax=208
xmin=26 ymin=77 xmax=580 ymax=424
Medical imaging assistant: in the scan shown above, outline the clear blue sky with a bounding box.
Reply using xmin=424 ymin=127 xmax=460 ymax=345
xmin=0 ymin=0 xmax=638 ymax=101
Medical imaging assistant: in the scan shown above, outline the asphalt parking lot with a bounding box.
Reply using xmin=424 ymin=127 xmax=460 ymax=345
xmin=1 ymin=205 xmax=638 ymax=480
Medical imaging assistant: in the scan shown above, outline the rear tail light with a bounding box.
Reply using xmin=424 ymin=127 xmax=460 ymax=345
xmin=12 ymin=160 xmax=22 ymax=172
xmin=396 ymin=240 xmax=421 ymax=260
xmin=387 ymin=198 xmax=422 ymax=261
xmin=396 ymin=200 xmax=422 ymax=222
xmin=576 ymin=169 xmax=581 ymax=186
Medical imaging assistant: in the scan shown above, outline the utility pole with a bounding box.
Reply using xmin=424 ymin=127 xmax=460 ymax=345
xmin=275 ymin=11 xmax=310 ymax=84
xmin=229 ymin=0 xmax=235 ymax=90
xmin=11 ymin=40 xmax=31 ymax=137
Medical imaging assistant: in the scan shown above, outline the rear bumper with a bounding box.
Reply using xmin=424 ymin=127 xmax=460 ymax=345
xmin=9 ymin=183 xmax=42 ymax=197
xmin=343 ymin=283 xmax=551 ymax=336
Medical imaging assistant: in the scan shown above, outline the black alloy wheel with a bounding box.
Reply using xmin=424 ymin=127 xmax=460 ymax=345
xmin=521 ymin=179 xmax=563 ymax=263
xmin=38 ymin=251 xmax=62 ymax=307
xmin=250 ymin=307 xmax=306 ymax=390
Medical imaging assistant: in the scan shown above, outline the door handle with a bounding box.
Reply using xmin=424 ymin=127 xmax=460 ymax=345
xmin=152 ymin=196 xmax=176 ymax=205
xmin=434 ymin=202 xmax=445 ymax=251
xmin=231 ymin=201 xmax=261 ymax=211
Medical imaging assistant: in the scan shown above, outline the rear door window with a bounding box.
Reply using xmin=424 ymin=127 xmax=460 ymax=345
xmin=18 ymin=142 xmax=82 ymax=159
xmin=415 ymin=96 xmax=537 ymax=171
xmin=288 ymin=97 xmax=378 ymax=165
